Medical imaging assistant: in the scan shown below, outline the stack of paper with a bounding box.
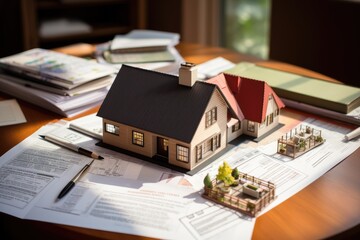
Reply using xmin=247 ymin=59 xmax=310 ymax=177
xmin=96 ymin=29 xmax=184 ymax=75
xmin=0 ymin=48 xmax=116 ymax=117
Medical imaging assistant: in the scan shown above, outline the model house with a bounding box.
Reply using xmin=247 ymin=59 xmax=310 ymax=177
xmin=207 ymin=73 xmax=285 ymax=140
xmin=97 ymin=63 xmax=284 ymax=171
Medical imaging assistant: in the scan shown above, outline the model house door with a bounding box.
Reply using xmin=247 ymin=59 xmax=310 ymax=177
xmin=157 ymin=137 xmax=169 ymax=158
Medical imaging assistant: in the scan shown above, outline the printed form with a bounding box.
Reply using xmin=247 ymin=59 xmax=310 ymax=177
xmin=0 ymin=117 xmax=359 ymax=239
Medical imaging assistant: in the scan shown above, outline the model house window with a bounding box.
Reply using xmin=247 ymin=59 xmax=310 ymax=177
xmin=132 ymin=131 xmax=144 ymax=147
xmin=105 ymin=123 xmax=119 ymax=135
xmin=177 ymin=145 xmax=189 ymax=162
xmin=204 ymin=138 xmax=213 ymax=153
xmin=196 ymin=145 xmax=203 ymax=161
xmin=232 ymin=121 xmax=241 ymax=132
xmin=248 ymin=121 xmax=255 ymax=132
xmin=266 ymin=113 xmax=274 ymax=126
xmin=275 ymin=109 xmax=279 ymax=116
xmin=196 ymin=134 xmax=221 ymax=161
xmin=205 ymin=107 xmax=217 ymax=128
xmin=213 ymin=134 xmax=221 ymax=149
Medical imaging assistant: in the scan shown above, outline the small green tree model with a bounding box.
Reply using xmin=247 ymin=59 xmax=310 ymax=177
xmin=216 ymin=161 xmax=235 ymax=187
xmin=231 ymin=167 xmax=240 ymax=180
xmin=203 ymin=173 xmax=213 ymax=189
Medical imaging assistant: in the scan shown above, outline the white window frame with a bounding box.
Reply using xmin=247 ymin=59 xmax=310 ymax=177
xmin=105 ymin=123 xmax=119 ymax=135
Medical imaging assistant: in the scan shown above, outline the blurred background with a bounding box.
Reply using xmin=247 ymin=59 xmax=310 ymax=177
xmin=0 ymin=0 xmax=359 ymax=87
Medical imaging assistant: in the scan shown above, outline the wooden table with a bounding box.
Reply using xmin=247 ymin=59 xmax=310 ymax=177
xmin=0 ymin=43 xmax=359 ymax=239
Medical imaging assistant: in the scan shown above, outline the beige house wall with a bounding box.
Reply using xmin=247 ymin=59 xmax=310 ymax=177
xmin=227 ymin=118 xmax=243 ymax=142
xmin=243 ymin=119 xmax=259 ymax=137
xmin=102 ymin=119 xmax=155 ymax=157
xmin=258 ymin=96 xmax=281 ymax=137
xmin=103 ymin=118 xmax=193 ymax=169
xmin=243 ymin=96 xmax=281 ymax=138
xmin=188 ymin=89 xmax=229 ymax=170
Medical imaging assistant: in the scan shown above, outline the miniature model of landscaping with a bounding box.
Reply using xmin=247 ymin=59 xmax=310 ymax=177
xmin=277 ymin=125 xmax=325 ymax=159
xmin=202 ymin=162 xmax=276 ymax=217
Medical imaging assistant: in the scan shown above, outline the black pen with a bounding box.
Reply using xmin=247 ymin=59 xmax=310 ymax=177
xmin=39 ymin=134 xmax=104 ymax=160
xmin=57 ymin=159 xmax=95 ymax=200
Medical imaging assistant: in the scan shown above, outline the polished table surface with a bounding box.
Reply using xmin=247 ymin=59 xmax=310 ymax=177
xmin=0 ymin=43 xmax=359 ymax=239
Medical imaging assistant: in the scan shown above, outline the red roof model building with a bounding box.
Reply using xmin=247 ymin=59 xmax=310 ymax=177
xmin=207 ymin=73 xmax=285 ymax=139
xmin=225 ymin=74 xmax=285 ymax=123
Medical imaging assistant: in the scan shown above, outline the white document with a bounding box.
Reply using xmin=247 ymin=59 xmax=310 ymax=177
xmin=96 ymin=44 xmax=184 ymax=76
xmin=0 ymin=74 xmax=108 ymax=117
xmin=196 ymin=57 xmax=235 ymax=80
xmin=69 ymin=113 xmax=103 ymax=139
xmin=0 ymin=48 xmax=115 ymax=86
xmin=110 ymin=29 xmax=180 ymax=52
xmin=0 ymin=122 xmax=254 ymax=239
xmin=0 ymin=117 xmax=359 ymax=239
xmin=0 ymin=99 xmax=26 ymax=126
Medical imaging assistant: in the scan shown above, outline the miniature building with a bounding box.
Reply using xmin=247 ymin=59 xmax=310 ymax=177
xmin=97 ymin=64 xmax=285 ymax=171
xmin=202 ymin=171 xmax=276 ymax=217
xmin=277 ymin=124 xmax=325 ymax=158
xmin=207 ymin=73 xmax=285 ymax=139
xmin=97 ymin=64 xmax=234 ymax=171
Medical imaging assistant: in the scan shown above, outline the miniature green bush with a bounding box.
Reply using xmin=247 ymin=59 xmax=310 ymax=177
xmin=316 ymin=136 xmax=323 ymax=142
xmin=231 ymin=167 xmax=240 ymax=180
xmin=231 ymin=181 xmax=239 ymax=187
xmin=203 ymin=174 xmax=213 ymax=189
xmin=247 ymin=202 xmax=255 ymax=211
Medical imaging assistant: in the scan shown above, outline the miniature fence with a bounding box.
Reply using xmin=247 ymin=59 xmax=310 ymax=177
xmin=203 ymin=172 xmax=276 ymax=217
xmin=277 ymin=124 xmax=325 ymax=158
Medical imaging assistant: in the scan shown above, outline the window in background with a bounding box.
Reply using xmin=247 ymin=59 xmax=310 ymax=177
xmin=222 ymin=0 xmax=271 ymax=59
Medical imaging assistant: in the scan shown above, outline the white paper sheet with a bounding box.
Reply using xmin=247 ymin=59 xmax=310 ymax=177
xmin=0 ymin=117 xmax=359 ymax=239
xmin=0 ymin=122 xmax=254 ymax=239
xmin=0 ymin=99 xmax=26 ymax=126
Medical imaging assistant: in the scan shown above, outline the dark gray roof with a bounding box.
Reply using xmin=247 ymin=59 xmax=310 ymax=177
xmin=98 ymin=65 xmax=217 ymax=143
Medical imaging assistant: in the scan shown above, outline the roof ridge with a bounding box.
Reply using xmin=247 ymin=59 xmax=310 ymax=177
xmin=121 ymin=64 xmax=178 ymax=79
xmin=223 ymin=72 xmax=268 ymax=85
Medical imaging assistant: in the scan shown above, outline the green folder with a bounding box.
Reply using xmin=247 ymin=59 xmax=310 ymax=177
xmin=225 ymin=62 xmax=360 ymax=114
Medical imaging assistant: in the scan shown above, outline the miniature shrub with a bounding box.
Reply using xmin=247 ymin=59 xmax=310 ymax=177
xmin=316 ymin=136 xmax=323 ymax=142
xmin=279 ymin=143 xmax=286 ymax=153
xmin=299 ymin=139 xmax=306 ymax=149
xmin=246 ymin=184 xmax=258 ymax=191
xmin=231 ymin=167 xmax=240 ymax=180
xmin=247 ymin=202 xmax=255 ymax=211
xmin=203 ymin=174 xmax=213 ymax=189
xmin=231 ymin=181 xmax=239 ymax=187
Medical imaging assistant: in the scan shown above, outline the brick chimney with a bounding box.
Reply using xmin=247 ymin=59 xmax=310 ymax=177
xmin=179 ymin=62 xmax=197 ymax=87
